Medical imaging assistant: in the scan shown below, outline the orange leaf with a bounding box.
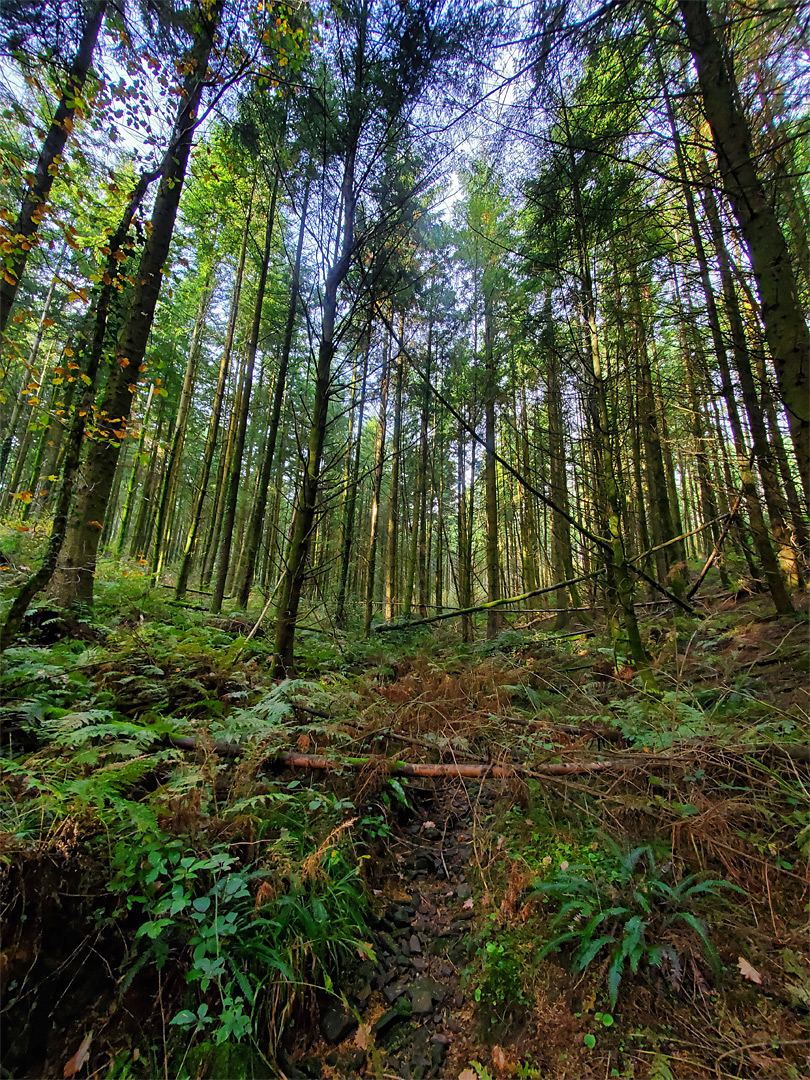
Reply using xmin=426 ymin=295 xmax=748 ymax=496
xmin=88 ymin=520 xmax=103 ymax=529
xmin=63 ymin=1033 xmax=92 ymax=1078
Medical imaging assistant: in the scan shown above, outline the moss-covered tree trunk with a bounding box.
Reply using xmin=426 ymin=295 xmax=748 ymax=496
xmin=50 ymin=5 xmax=220 ymax=607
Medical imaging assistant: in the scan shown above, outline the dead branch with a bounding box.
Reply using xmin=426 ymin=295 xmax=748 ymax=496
xmin=374 ymin=573 xmax=602 ymax=632
xmin=167 ymin=736 xmax=653 ymax=777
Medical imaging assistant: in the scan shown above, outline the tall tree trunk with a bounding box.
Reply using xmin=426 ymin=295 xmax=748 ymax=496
xmin=483 ymin=291 xmax=500 ymax=638
xmin=404 ymin=322 xmax=431 ymax=617
xmin=0 ymin=167 xmax=154 ymax=640
xmin=700 ymin=176 xmax=804 ymax=589
xmin=0 ymin=263 xmax=62 ymax=496
xmin=175 ymin=206 xmax=250 ymax=599
xmin=50 ymin=4 xmax=220 ymax=606
xmin=434 ymin=410 xmax=444 ymax=615
xmin=678 ymin=0 xmax=810 ymax=502
xmin=335 ymin=334 xmax=369 ymax=625
xmin=363 ymin=332 xmax=390 ymax=636
xmin=457 ymin=418 xmax=475 ymax=643
xmin=670 ymin=102 xmax=792 ymax=611
xmin=562 ymin=100 xmax=650 ymax=679
xmin=630 ymin=264 xmax=686 ymax=591
xmin=273 ymin=130 xmax=359 ymax=674
xmin=546 ymin=317 xmax=579 ymax=627
xmin=385 ymin=316 xmax=405 ymax=622
xmin=117 ymin=386 xmax=153 ymax=555
xmin=151 ymin=271 xmax=213 ymax=582
xmin=211 ymin=177 xmax=277 ymax=614
xmin=236 ymin=181 xmax=309 ymax=609
xmin=0 ymin=0 xmax=107 ymax=339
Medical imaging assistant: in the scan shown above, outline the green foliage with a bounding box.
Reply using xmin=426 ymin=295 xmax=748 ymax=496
xmin=533 ymin=841 xmax=744 ymax=1006
xmin=0 ymin=620 xmax=374 ymax=1062
xmin=108 ymin=830 xmax=371 ymax=1047
xmin=471 ymin=932 xmax=532 ymax=1023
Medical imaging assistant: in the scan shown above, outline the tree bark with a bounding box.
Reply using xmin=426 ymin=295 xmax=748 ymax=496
xmin=273 ymin=131 xmax=359 ymax=674
xmin=483 ymin=290 xmax=501 ymax=638
xmin=364 ymin=330 xmax=390 ymax=636
xmin=175 ymin=204 xmax=250 ymax=600
xmin=679 ymin=0 xmax=810 ymax=503
xmin=1 ymin=167 xmax=155 ymax=639
xmin=335 ymin=333 xmax=369 ymax=625
xmin=385 ymin=315 xmax=405 ymax=622
xmin=237 ymin=180 xmax=309 ymax=610
xmin=151 ymin=272 xmax=213 ymax=582
xmin=50 ymin=4 xmax=220 ymax=606
xmin=211 ymin=176 xmax=278 ymax=614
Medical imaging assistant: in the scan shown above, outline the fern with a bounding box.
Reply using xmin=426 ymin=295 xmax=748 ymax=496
xmin=533 ymin=842 xmax=744 ymax=1006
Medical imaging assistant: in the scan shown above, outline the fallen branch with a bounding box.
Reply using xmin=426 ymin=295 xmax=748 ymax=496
xmin=374 ymin=573 xmax=602 ymax=632
xmin=167 ymin=736 xmax=651 ymax=777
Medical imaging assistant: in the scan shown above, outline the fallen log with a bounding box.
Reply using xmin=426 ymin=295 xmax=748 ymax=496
xmin=276 ymin=753 xmax=650 ymax=777
xmin=166 ymin=736 xmax=650 ymax=778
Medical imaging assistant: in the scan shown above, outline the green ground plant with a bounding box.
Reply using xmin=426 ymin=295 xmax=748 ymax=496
xmin=533 ymin=840 xmax=744 ymax=1006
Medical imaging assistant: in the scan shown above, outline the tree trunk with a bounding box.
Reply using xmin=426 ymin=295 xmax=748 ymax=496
xmin=546 ymin=314 xmax=579 ymax=628
xmin=50 ymin=4 xmax=220 ymax=606
xmin=403 ymin=321 xmax=430 ymax=617
xmin=385 ymin=315 xmax=405 ymax=622
xmin=1 ymin=167 xmax=155 ymax=638
xmin=273 ymin=132 xmax=358 ymax=675
xmin=483 ymin=290 xmax=500 ymax=638
xmin=175 ymin=204 xmax=250 ymax=599
xmin=0 ymin=0 xmax=107 ymax=339
xmin=670 ymin=102 xmax=792 ymax=611
xmin=562 ymin=101 xmax=651 ymax=680
xmin=700 ymin=176 xmax=804 ymax=589
xmin=236 ymin=181 xmax=309 ymax=609
xmin=363 ymin=331 xmax=390 ymax=636
xmin=335 ymin=334 xmax=369 ymax=625
xmin=679 ymin=0 xmax=810 ymax=503
xmin=211 ymin=177 xmax=277 ymax=614
xmin=151 ymin=271 xmax=213 ymax=582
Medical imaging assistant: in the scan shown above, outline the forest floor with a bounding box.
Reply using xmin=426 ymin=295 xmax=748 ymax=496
xmin=1 ymin=564 xmax=809 ymax=1080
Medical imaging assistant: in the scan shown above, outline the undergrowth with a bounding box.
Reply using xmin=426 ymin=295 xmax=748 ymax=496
xmin=1 ymin=579 xmax=807 ymax=1079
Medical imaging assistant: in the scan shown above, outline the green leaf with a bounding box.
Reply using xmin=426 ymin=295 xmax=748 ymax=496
xmin=170 ymin=1010 xmax=197 ymax=1026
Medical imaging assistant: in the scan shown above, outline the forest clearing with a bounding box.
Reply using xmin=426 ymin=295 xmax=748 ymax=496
xmin=0 ymin=0 xmax=808 ymax=1077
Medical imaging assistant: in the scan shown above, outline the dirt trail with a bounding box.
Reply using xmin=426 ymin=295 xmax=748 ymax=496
xmin=287 ymin=782 xmax=493 ymax=1079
